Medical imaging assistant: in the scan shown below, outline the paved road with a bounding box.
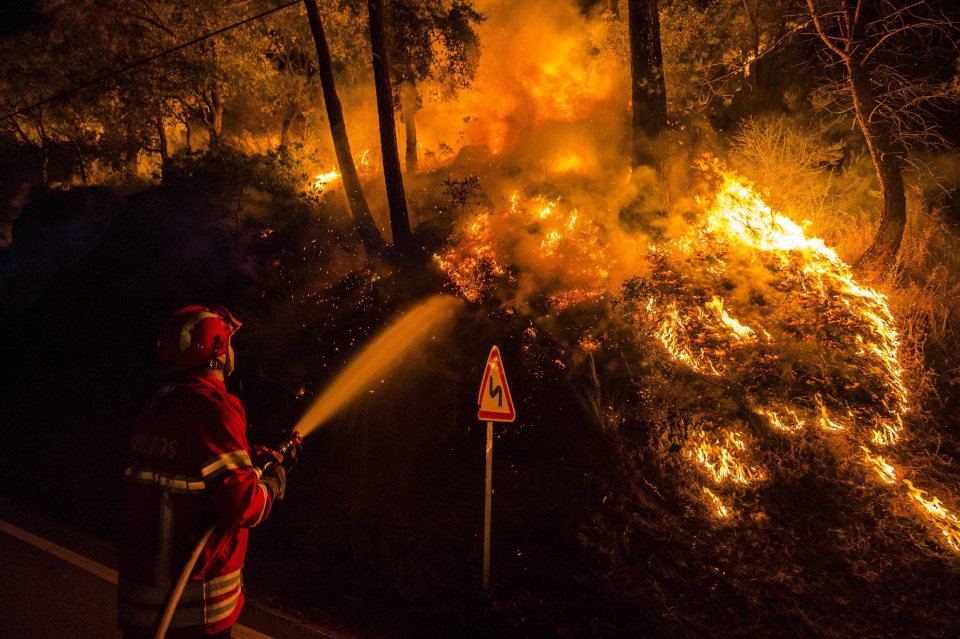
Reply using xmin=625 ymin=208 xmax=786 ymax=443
xmin=0 ymin=516 xmax=344 ymax=639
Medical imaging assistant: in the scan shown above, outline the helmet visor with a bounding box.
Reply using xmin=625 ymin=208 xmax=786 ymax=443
xmin=208 ymin=305 xmax=242 ymax=334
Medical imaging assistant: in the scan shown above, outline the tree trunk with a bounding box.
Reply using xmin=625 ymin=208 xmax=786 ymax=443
xmin=304 ymin=0 xmax=385 ymax=256
xmin=6 ymin=112 xmax=47 ymax=184
xmin=401 ymin=82 xmax=419 ymax=175
xmin=280 ymin=111 xmax=293 ymax=148
xmin=279 ymin=97 xmax=301 ymax=148
xmin=207 ymin=42 xmax=224 ymax=155
xmin=124 ymin=113 xmax=139 ymax=181
xmin=846 ymin=57 xmax=906 ymax=274
xmin=37 ymin=111 xmax=49 ymax=186
xmin=805 ymin=0 xmax=906 ymax=275
xmin=73 ymin=140 xmax=87 ymax=184
xmin=627 ymin=0 xmax=667 ymax=168
xmin=368 ymin=0 xmax=413 ymax=251
xmin=208 ymin=89 xmax=223 ymax=154
xmin=156 ymin=116 xmax=170 ymax=181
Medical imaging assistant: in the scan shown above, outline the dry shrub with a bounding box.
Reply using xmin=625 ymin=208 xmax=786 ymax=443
xmin=888 ymin=193 xmax=960 ymax=419
xmin=575 ymin=351 xmax=628 ymax=434
xmin=731 ymin=115 xmax=877 ymax=262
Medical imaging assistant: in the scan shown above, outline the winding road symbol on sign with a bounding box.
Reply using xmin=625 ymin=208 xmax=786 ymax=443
xmin=477 ymin=345 xmax=515 ymax=422
xmin=488 ymin=375 xmax=503 ymax=407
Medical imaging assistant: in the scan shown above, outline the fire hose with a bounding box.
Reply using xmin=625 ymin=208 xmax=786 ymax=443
xmin=150 ymin=432 xmax=301 ymax=639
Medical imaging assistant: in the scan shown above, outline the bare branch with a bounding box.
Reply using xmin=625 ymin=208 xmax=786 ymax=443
xmin=679 ymin=18 xmax=810 ymax=95
xmin=133 ymin=0 xmax=175 ymax=36
xmin=863 ymin=20 xmax=959 ymax=63
xmin=806 ymin=0 xmax=850 ymax=61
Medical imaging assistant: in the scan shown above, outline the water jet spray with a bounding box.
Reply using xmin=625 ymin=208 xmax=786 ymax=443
xmin=293 ymin=294 xmax=462 ymax=437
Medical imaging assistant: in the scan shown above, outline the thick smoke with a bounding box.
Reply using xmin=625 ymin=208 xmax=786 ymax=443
xmin=417 ymin=0 xmax=717 ymax=313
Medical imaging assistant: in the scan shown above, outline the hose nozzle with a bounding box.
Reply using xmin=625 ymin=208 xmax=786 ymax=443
xmin=267 ymin=430 xmax=302 ymax=470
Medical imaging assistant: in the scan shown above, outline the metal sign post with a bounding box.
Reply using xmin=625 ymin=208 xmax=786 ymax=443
xmin=476 ymin=345 xmax=516 ymax=594
xmin=483 ymin=420 xmax=493 ymax=592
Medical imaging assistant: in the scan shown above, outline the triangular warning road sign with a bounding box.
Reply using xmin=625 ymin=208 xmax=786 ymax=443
xmin=477 ymin=345 xmax=516 ymax=422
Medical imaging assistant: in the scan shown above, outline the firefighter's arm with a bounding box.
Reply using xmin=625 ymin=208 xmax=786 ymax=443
xmin=200 ymin=399 xmax=274 ymax=528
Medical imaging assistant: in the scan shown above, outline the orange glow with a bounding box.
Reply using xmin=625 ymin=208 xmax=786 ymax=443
xmin=578 ymin=335 xmax=601 ymax=352
xmin=550 ymin=154 xmax=583 ymax=174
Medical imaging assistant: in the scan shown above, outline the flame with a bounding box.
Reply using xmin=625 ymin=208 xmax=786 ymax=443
xmin=814 ymin=394 xmax=844 ymax=432
xmin=705 ymin=296 xmax=757 ymax=342
xmin=433 ymin=156 xmax=960 ymax=552
xmin=541 ymin=230 xmax=562 ymax=254
xmin=699 ymin=160 xmax=908 ymax=426
xmin=643 ymin=295 xmax=762 ymax=375
xmin=703 ymin=487 xmax=731 ymax=519
xmin=435 ymin=190 xmax=608 ymax=310
xmin=538 ymin=198 xmax=559 ymax=219
xmin=651 ymin=300 xmax=719 ymax=374
xmin=903 ymin=480 xmax=960 ymax=552
xmin=686 ymin=429 xmax=764 ymax=485
xmin=510 ymin=191 xmax=521 ymax=213
xmin=312 ymin=168 xmax=341 ymax=191
xmin=861 ymin=446 xmax=897 ymax=485
xmin=433 ymin=213 xmax=507 ymax=303
xmin=676 ymin=165 xmax=960 ymax=551
xmin=871 ymin=414 xmax=903 ymax=447
xmin=762 ymin=408 xmax=805 ymax=433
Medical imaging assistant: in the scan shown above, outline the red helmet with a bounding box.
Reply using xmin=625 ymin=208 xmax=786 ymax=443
xmin=158 ymin=305 xmax=242 ymax=372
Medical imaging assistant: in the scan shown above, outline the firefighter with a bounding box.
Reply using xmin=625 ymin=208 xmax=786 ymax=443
xmin=118 ymin=305 xmax=298 ymax=639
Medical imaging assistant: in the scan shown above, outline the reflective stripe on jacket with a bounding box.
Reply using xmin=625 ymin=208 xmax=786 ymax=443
xmin=118 ymin=372 xmax=272 ymax=638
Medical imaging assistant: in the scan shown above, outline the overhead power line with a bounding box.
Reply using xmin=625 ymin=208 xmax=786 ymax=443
xmin=0 ymin=0 xmax=303 ymax=123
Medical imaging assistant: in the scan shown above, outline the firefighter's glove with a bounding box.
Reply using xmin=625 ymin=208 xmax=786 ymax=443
xmin=259 ymin=464 xmax=287 ymax=502
xmin=252 ymin=444 xmax=284 ymax=470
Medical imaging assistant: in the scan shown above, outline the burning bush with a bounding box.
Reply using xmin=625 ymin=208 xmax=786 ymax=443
xmin=434 ymin=151 xmax=960 ymax=555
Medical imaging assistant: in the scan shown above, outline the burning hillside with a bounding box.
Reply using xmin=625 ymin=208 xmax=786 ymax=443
xmin=435 ymin=155 xmax=960 ymax=553
xmin=3 ymin=0 xmax=960 ymax=636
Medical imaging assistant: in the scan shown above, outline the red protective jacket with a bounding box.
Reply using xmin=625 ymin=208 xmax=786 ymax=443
xmin=118 ymin=372 xmax=272 ymax=638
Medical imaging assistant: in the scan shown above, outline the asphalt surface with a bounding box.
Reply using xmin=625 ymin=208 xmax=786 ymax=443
xmin=0 ymin=507 xmax=346 ymax=639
